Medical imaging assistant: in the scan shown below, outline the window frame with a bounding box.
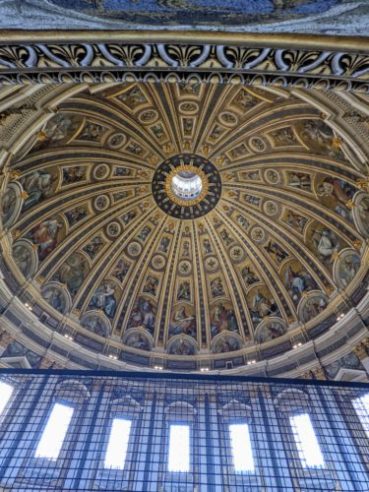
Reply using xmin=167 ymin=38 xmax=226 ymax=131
xmin=167 ymin=422 xmax=191 ymax=473
xmin=289 ymin=412 xmax=325 ymax=469
xmin=34 ymin=400 xmax=75 ymax=462
xmin=103 ymin=416 xmax=133 ymax=471
xmin=228 ymin=421 xmax=256 ymax=474
xmin=0 ymin=379 xmax=15 ymax=422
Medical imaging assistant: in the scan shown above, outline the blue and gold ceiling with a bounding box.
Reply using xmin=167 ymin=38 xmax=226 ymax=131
xmin=1 ymin=81 xmax=369 ymax=372
xmin=0 ymin=0 xmax=366 ymax=35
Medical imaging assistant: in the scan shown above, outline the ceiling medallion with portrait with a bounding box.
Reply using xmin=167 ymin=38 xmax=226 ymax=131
xmin=152 ymin=154 xmax=221 ymax=219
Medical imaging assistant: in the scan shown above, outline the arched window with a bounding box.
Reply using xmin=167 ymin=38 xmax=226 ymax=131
xmin=0 ymin=379 xmax=14 ymax=419
xmin=219 ymin=399 xmax=257 ymax=490
xmin=94 ymin=391 xmax=142 ymax=490
xmin=342 ymin=391 xmax=369 ymax=471
xmin=163 ymin=401 xmax=197 ymax=488
xmin=15 ymin=378 xmax=90 ymax=487
xmin=274 ymin=388 xmax=332 ymax=490
xmin=35 ymin=402 xmax=74 ymax=460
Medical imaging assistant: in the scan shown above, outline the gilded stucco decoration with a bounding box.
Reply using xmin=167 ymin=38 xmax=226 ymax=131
xmin=1 ymin=80 xmax=369 ymax=373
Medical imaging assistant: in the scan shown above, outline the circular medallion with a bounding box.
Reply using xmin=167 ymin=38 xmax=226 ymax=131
xmin=127 ymin=241 xmax=142 ymax=258
xmin=107 ymin=132 xmax=127 ymax=150
xmin=152 ymin=154 xmax=221 ymax=219
xmin=138 ymin=109 xmax=159 ymax=125
xmin=205 ymin=256 xmax=219 ymax=273
xmin=151 ymin=254 xmax=166 ymax=271
xmin=179 ymin=102 xmax=199 ymax=115
xmin=250 ymin=226 xmax=266 ymax=244
xmin=93 ymin=195 xmax=110 ymax=212
xmin=219 ymin=111 xmax=239 ymax=127
xmin=178 ymin=260 xmax=192 ymax=276
xmin=105 ymin=221 xmax=122 ymax=239
xmin=93 ymin=163 xmax=110 ymax=180
xmin=229 ymin=244 xmax=245 ymax=263
xmin=264 ymin=169 xmax=281 ymax=184
xmin=249 ymin=136 xmax=268 ymax=153
xmin=263 ymin=200 xmax=280 ymax=217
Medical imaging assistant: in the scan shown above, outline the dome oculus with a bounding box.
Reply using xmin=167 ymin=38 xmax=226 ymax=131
xmin=171 ymin=171 xmax=203 ymax=201
xmin=152 ymin=154 xmax=221 ymax=219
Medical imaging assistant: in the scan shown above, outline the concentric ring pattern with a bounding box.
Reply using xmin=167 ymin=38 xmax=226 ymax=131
xmin=1 ymin=81 xmax=369 ymax=371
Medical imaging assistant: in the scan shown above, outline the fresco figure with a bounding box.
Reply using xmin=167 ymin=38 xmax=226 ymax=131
xmin=159 ymin=237 xmax=170 ymax=253
xmin=63 ymin=166 xmax=86 ymax=184
xmin=28 ymin=217 xmax=63 ymax=260
xmin=182 ymin=240 xmax=190 ymax=257
xmin=241 ymin=266 xmax=259 ymax=287
xmin=143 ymin=276 xmax=159 ymax=297
xmin=81 ymin=315 xmax=110 ymax=337
xmin=212 ymin=334 xmax=241 ymax=354
xmin=20 ymin=170 xmax=55 ymax=211
xmin=170 ymin=306 xmax=196 ymax=337
xmin=299 ymin=119 xmax=343 ymax=158
xmin=83 ymin=236 xmax=105 ymax=260
xmin=168 ymin=337 xmax=196 ymax=356
xmin=65 ymin=206 xmax=87 ymax=226
xmin=284 ymin=210 xmax=307 ymax=233
xmin=89 ymin=283 xmax=117 ymax=318
xmin=177 ymin=281 xmax=191 ymax=301
xmin=264 ymin=241 xmax=288 ymax=264
xmin=42 ymin=285 xmax=67 ymax=314
xmin=202 ymin=239 xmax=212 ymax=255
xmin=300 ymin=294 xmax=327 ymax=322
xmin=124 ymin=331 xmax=151 ymax=351
xmin=138 ymin=226 xmax=151 ymax=242
xmin=250 ymin=290 xmax=279 ymax=325
xmin=284 ymin=264 xmax=316 ymax=305
xmin=255 ymin=320 xmax=286 ymax=343
xmin=315 ymin=229 xmax=339 ymax=261
xmin=317 ymin=177 xmax=356 ymax=222
xmin=41 ymin=113 xmax=79 ymax=144
xmin=128 ymin=297 xmax=156 ymax=333
xmin=336 ymin=252 xmax=361 ymax=288
xmin=1 ymin=184 xmax=20 ymax=227
xmin=112 ymin=259 xmax=130 ymax=282
xmin=57 ymin=253 xmax=89 ymax=296
xmin=211 ymin=278 xmax=225 ymax=298
xmin=211 ymin=304 xmax=238 ymax=336
xmin=358 ymin=196 xmax=369 ymax=236
xmin=12 ymin=241 xmax=37 ymax=278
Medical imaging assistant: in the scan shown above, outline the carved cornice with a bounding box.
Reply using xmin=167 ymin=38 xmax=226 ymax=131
xmin=0 ymin=32 xmax=369 ymax=89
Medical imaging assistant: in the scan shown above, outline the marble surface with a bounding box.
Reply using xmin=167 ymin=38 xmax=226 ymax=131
xmin=0 ymin=0 xmax=368 ymax=35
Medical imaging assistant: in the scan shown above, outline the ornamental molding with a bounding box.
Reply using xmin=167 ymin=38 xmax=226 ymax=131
xmin=1 ymin=32 xmax=369 ymax=89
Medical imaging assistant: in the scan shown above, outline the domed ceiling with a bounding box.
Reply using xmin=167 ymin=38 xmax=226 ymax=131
xmin=1 ymin=81 xmax=369 ymax=373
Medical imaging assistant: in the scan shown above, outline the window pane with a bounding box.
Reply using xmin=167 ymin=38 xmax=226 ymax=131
xmin=168 ymin=424 xmax=190 ymax=472
xmin=104 ymin=418 xmax=132 ymax=470
xmin=290 ymin=414 xmax=325 ymax=468
xmin=229 ymin=423 xmax=255 ymax=473
xmin=35 ymin=403 xmax=74 ymax=460
xmin=353 ymin=393 xmax=369 ymax=438
xmin=0 ymin=381 xmax=13 ymax=416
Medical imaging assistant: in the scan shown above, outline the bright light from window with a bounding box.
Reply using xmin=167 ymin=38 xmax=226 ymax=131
xmin=171 ymin=172 xmax=202 ymax=200
xmin=229 ymin=423 xmax=255 ymax=473
xmin=104 ymin=418 xmax=132 ymax=470
xmin=0 ymin=381 xmax=13 ymax=416
xmin=353 ymin=393 xmax=369 ymax=438
xmin=168 ymin=424 xmax=190 ymax=472
xmin=290 ymin=414 xmax=325 ymax=468
xmin=35 ymin=403 xmax=74 ymax=460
